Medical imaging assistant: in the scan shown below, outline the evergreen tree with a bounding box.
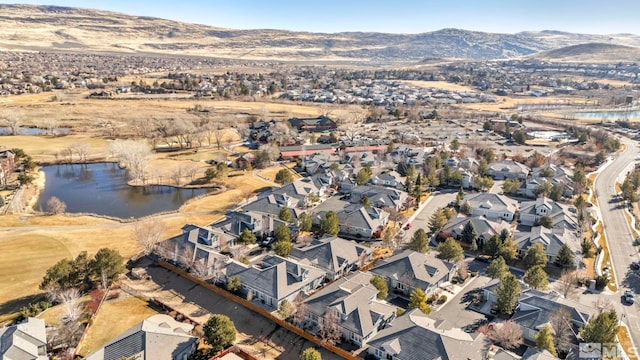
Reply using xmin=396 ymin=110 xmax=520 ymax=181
xmin=535 ymin=325 xmax=558 ymax=357
xmin=498 ymin=236 xmax=518 ymax=262
xmin=237 ymin=229 xmax=257 ymax=245
xmin=408 ymin=288 xmax=431 ymax=314
xmin=487 ymin=256 xmax=508 ymax=279
xmin=203 ymin=314 xmax=237 ymax=352
xmin=370 ymin=275 xmax=388 ymax=299
xmin=523 ymin=265 xmax=549 ymax=290
xmin=428 ymin=209 xmax=447 ymax=234
xmin=320 ymin=211 xmax=340 ymax=236
xmin=556 ymin=244 xmax=575 ymax=268
xmin=279 ymin=207 xmax=293 ymax=222
xmin=524 ymin=243 xmax=548 ymax=267
xmin=436 ymin=237 xmax=464 ymax=262
xmin=580 ymin=310 xmax=619 ymax=344
xmin=274 ymin=169 xmax=294 ymax=184
xmin=494 ymin=273 xmax=521 ymax=315
xmin=299 ymin=348 xmax=322 ymax=360
xmin=409 ymin=229 xmax=429 ymax=253
xmin=461 ymin=221 xmax=477 ymax=244
xmin=298 ymin=212 xmax=312 ymax=232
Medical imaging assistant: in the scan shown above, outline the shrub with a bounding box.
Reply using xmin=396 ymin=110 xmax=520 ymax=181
xmin=594 ymin=275 xmax=609 ymax=290
xmin=439 ymin=295 xmax=448 ymax=304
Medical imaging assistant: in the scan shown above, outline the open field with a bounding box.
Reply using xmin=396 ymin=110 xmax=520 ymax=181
xmin=398 ymin=80 xmax=475 ymax=92
xmin=76 ymin=295 xmax=159 ymax=356
xmin=1 ymin=91 xmax=365 ymax=129
xmin=458 ymin=95 xmax=596 ymax=113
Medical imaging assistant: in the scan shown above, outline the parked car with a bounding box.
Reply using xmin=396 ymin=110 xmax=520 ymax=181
xmin=624 ymin=290 xmax=635 ymax=304
xmin=404 ymin=223 xmax=412 ymax=230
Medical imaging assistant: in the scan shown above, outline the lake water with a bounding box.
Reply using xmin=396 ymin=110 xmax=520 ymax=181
xmin=571 ymin=110 xmax=640 ymax=121
xmin=0 ymin=127 xmax=71 ymax=136
xmin=36 ymin=163 xmax=214 ymax=218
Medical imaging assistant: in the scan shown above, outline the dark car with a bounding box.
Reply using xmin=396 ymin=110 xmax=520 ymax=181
xmin=624 ymin=290 xmax=635 ymax=304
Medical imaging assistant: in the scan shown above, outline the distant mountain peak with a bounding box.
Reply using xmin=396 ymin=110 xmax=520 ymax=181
xmin=1 ymin=4 xmax=639 ymax=63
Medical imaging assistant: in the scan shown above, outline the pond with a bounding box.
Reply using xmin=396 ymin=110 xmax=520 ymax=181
xmin=36 ymin=163 xmax=215 ymax=218
xmin=0 ymin=127 xmax=71 ymax=136
xmin=571 ymin=110 xmax=640 ymax=121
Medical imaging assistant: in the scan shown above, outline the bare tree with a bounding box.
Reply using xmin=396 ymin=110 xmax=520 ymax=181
xmin=456 ymin=259 xmax=469 ymax=280
xmin=489 ymin=320 xmax=523 ymax=350
xmin=592 ymin=297 xmax=614 ymax=313
xmin=292 ymin=293 xmax=308 ymax=327
xmin=58 ymin=288 xmax=83 ymax=323
xmin=555 ymin=270 xmax=579 ymax=300
xmin=70 ymin=142 xmax=90 ymax=163
xmin=2 ymin=111 xmax=23 ymax=135
xmin=179 ymin=245 xmax=195 ymax=268
xmin=318 ymin=308 xmax=342 ymax=345
xmin=0 ymin=152 xmax=15 ymax=186
xmin=107 ymin=140 xmax=152 ymax=182
xmin=183 ymin=163 xmax=200 ymax=183
xmin=38 ymin=117 xmax=58 ymax=135
xmin=191 ymin=259 xmax=212 ymax=279
xmin=170 ymin=167 xmax=183 ymax=186
xmin=133 ymin=219 xmax=165 ymax=256
xmin=549 ymin=307 xmax=574 ymax=354
xmin=46 ymin=196 xmax=67 ymax=214
xmin=62 ymin=147 xmax=74 ymax=163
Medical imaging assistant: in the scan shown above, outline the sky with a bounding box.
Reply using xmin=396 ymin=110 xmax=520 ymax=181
xmin=4 ymin=0 xmax=640 ymax=35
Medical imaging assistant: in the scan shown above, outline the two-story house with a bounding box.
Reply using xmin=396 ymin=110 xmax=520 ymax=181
xmin=303 ymin=272 xmax=397 ymax=346
xmin=370 ymin=250 xmax=456 ymax=299
xmin=225 ymin=255 xmax=325 ymax=309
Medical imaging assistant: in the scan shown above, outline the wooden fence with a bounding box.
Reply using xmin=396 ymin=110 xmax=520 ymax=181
xmin=158 ymin=260 xmax=359 ymax=360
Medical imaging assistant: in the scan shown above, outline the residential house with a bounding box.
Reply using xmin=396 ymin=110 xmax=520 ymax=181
xmin=287 ymin=115 xmax=337 ymax=132
xmin=334 ymin=205 xmax=389 ymax=238
xmin=514 ymin=226 xmax=581 ymax=264
xmin=350 ymin=185 xmax=409 ymax=211
xmin=280 ymin=144 xmax=336 ymax=159
xmin=523 ymin=164 xmax=574 ymax=198
xmin=370 ymin=250 xmax=456 ymax=299
xmin=366 ymin=309 xmax=489 ymax=360
xmin=518 ymin=197 xmax=579 ymax=230
xmin=488 ymin=160 xmax=530 ymax=180
xmin=290 ymin=235 xmax=373 ymax=280
xmin=210 ymin=211 xmax=265 ymax=237
xmin=0 ymin=317 xmax=47 ymax=360
xmin=483 ymin=289 xmax=593 ymax=347
xmin=463 ymin=192 xmax=518 ymax=222
xmin=225 ymin=255 xmax=325 ymax=309
xmin=443 ymin=215 xmax=512 ymax=247
xmin=234 ymin=153 xmax=256 ymax=169
xmin=369 ymin=171 xmax=404 ymax=189
xmin=84 ymin=314 xmax=197 ymax=360
xmin=242 ymin=193 xmax=304 ymax=219
xmin=303 ymin=272 xmax=397 ymax=346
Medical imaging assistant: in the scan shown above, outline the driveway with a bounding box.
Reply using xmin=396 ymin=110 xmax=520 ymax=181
xmin=403 ymin=190 xmax=457 ymax=243
xmin=429 ymin=273 xmax=494 ymax=330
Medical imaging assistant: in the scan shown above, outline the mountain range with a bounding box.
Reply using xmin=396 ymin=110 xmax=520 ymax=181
xmin=1 ymin=4 xmax=640 ymax=64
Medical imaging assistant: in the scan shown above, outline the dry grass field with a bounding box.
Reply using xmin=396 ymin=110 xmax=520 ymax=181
xmin=76 ymin=296 xmax=159 ymax=356
xmin=398 ymin=80 xmax=476 ymax=92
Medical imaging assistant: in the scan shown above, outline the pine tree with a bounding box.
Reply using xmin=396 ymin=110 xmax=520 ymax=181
xmin=535 ymin=325 xmax=557 ymax=356
xmin=523 ymin=265 xmax=549 ymax=290
xmin=408 ymin=288 xmax=431 ymax=314
xmin=556 ymin=244 xmax=575 ymax=267
xmin=487 ymin=256 xmax=508 ymax=279
xmin=580 ymin=310 xmax=619 ymax=344
xmin=461 ymin=221 xmax=477 ymax=244
xmin=409 ymin=229 xmax=429 ymax=253
xmin=494 ymin=273 xmax=521 ymax=315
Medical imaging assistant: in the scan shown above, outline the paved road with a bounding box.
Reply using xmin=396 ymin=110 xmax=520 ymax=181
xmin=403 ymin=190 xmax=457 ymax=243
xmin=594 ymin=137 xmax=640 ymax=346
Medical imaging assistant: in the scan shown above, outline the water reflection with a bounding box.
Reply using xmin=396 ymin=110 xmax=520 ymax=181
xmin=37 ymin=163 xmax=214 ymax=218
xmin=0 ymin=127 xmax=71 ymax=136
xmin=572 ymin=110 xmax=640 ymax=121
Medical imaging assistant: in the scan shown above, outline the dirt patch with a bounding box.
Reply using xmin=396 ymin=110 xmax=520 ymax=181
xmin=618 ymin=324 xmax=639 ymax=360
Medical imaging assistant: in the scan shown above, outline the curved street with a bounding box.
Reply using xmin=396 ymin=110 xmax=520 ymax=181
xmin=594 ymin=136 xmax=640 ymax=347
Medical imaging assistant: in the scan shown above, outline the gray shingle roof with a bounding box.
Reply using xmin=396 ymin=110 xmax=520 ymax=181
xmin=84 ymin=314 xmax=196 ymax=360
xmin=367 ymin=309 xmax=488 ymax=360
xmin=226 ymin=255 xmax=326 ymax=301
xmin=0 ymin=318 xmax=47 ymax=360
xmin=514 ymin=226 xmax=580 ymax=258
xmin=370 ymin=250 xmax=455 ymax=292
xmin=303 ymin=272 xmax=396 ymax=339
xmin=464 ymin=192 xmax=518 ymax=213
xmin=289 ymin=236 xmax=372 ymax=273
xmin=444 ymin=215 xmax=511 ymax=239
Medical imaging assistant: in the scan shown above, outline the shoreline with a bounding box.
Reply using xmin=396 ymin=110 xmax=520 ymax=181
xmin=23 ymin=169 xmax=45 ymax=213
